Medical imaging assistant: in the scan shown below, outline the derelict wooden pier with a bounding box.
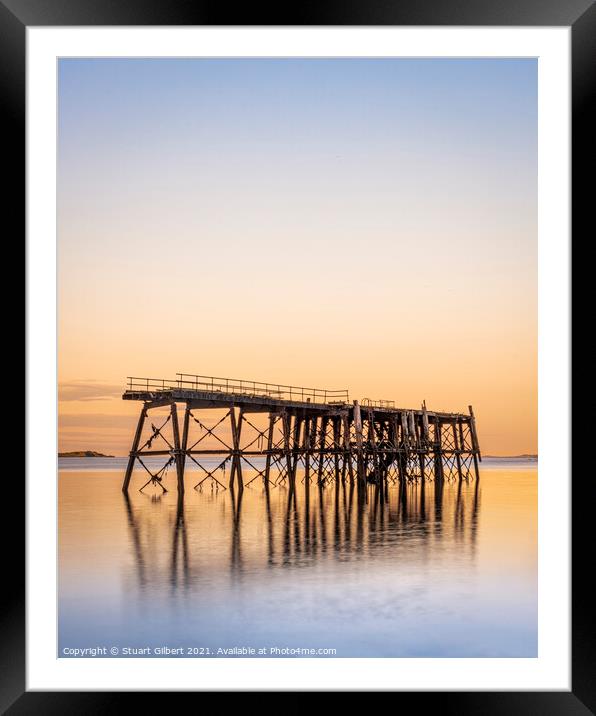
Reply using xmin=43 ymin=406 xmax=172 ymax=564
xmin=122 ymin=373 xmax=481 ymax=494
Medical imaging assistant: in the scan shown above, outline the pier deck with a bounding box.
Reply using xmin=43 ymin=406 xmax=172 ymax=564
xmin=122 ymin=373 xmax=481 ymax=494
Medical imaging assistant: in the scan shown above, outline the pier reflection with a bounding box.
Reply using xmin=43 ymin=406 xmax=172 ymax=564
xmin=123 ymin=467 xmax=481 ymax=592
xmin=59 ymin=461 xmax=536 ymax=657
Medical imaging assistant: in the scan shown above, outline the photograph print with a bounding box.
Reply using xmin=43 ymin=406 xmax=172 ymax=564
xmin=58 ymin=57 xmax=537 ymax=659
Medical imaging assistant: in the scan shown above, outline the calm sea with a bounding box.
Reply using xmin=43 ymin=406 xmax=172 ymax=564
xmin=58 ymin=458 xmax=537 ymax=657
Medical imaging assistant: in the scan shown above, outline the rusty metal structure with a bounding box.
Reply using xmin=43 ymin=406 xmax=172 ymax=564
xmin=122 ymin=373 xmax=481 ymax=494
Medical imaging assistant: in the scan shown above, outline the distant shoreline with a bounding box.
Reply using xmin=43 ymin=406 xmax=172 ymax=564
xmin=58 ymin=451 xmax=115 ymax=458
xmin=58 ymin=452 xmax=536 ymax=460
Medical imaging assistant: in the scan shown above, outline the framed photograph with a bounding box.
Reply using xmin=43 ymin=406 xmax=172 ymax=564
xmin=10 ymin=0 xmax=590 ymax=708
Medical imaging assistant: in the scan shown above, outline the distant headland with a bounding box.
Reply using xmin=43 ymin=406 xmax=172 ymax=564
xmin=58 ymin=451 xmax=115 ymax=458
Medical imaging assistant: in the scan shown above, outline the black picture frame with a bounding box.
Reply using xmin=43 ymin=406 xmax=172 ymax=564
xmin=8 ymin=0 xmax=590 ymax=709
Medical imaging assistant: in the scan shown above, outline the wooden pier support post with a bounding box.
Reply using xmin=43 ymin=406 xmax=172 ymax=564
xmin=333 ymin=416 xmax=341 ymax=479
xmin=434 ymin=417 xmax=444 ymax=481
xmin=264 ymin=412 xmax=276 ymax=486
xmin=291 ymin=414 xmax=302 ymax=484
xmin=282 ymin=411 xmax=293 ymax=486
xmin=122 ymin=404 xmax=147 ymax=493
xmin=181 ymin=403 xmax=190 ymax=473
xmin=353 ymin=401 xmax=365 ymax=483
xmin=408 ymin=410 xmax=417 ymax=480
xmin=389 ymin=414 xmax=399 ymax=480
xmin=400 ymin=412 xmax=410 ymax=481
xmin=458 ymin=418 xmax=468 ymax=480
xmin=408 ymin=411 xmax=416 ymax=450
xmin=383 ymin=419 xmax=391 ymax=482
xmin=229 ymin=407 xmax=244 ymax=491
xmin=368 ymin=410 xmax=380 ymax=484
xmin=342 ymin=413 xmax=354 ymax=484
xmin=170 ymin=402 xmax=184 ymax=495
xmin=236 ymin=408 xmax=244 ymax=490
xmin=305 ymin=417 xmax=314 ymax=500
xmin=421 ymin=402 xmax=430 ymax=480
xmin=376 ymin=420 xmax=386 ymax=482
xmin=229 ymin=408 xmax=237 ymax=489
xmin=468 ymin=405 xmax=481 ymax=481
xmin=317 ymin=415 xmax=329 ymax=485
xmin=452 ymin=419 xmax=463 ymax=482
xmin=340 ymin=423 xmax=348 ymax=483
xmin=303 ymin=416 xmax=311 ymax=484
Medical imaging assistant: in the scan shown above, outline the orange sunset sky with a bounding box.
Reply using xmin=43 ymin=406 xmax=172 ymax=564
xmin=58 ymin=58 xmax=537 ymax=456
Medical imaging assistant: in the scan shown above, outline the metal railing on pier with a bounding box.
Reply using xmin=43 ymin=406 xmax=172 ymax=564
xmin=361 ymin=398 xmax=396 ymax=409
xmin=125 ymin=373 xmax=349 ymax=406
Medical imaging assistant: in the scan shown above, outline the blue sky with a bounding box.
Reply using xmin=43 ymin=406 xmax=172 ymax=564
xmin=57 ymin=58 xmax=538 ymax=455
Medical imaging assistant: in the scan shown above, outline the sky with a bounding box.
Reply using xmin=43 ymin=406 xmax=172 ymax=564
xmin=57 ymin=58 xmax=537 ymax=456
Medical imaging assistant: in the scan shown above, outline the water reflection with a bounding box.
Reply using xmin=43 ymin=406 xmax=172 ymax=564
xmin=171 ymin=491 xmax=189 ymax=588
xmin=122 ymin=469 xmax=480 ymax=591
xmin=59 ymin=462 xmax=536 ymax=656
